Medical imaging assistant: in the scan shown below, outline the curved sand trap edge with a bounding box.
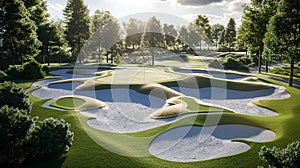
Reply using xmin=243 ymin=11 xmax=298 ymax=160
xmin=151 ymin=96 xmax=233 ymax=119
xmin=51 ymin=95 xmax=106 ymax=111
xmin=149 ymin=124 xmax=275 ymax=162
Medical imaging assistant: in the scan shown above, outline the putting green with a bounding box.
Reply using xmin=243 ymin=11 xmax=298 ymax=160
xmin=95 ymin=68 xmax=186 ymax=85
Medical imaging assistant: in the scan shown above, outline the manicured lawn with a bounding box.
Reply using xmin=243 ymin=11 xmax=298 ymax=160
xmin=50 ymin=97 xmax=86 ymax=110
xmin=19 ymin=70 xmax=300 ymax=168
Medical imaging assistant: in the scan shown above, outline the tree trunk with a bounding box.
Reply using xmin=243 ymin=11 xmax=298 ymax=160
xmin=258 ymin=49 xmax=262 ymax=73
xmin=289 ymin=59 xmax=294 ymax=87
xmin=265 ymin=60 xmax=269 ymax=73
xmin=150 ymin=48 xmax=154 ymax=66
xmin=10 ymin=35 xmax=15 ymax=65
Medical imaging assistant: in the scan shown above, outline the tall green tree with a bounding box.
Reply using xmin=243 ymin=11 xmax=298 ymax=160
xmin=123 ymin=19 xmax=145 ymax=50
xmin=238 ymin=1 xmax=278 ymax=73
xmin=89 ymin=10 xmax=120 ymax=63
xmin=162 ymin=24 xmax=177 ymax=49
xmin=63 ymin=0 xmax=90 ymax=63
xmin=263 ymin=0 xmax=300 ymax=87
xmin=194 ymin=15 xmax=210 ymax=50
xmin=211 ymin=24 xmax=224 ymax=49
xmin=224 ymin=18 xmax=236 ymax=53
xmin=144 ymin=16 xmax=162 ymax=65
xmin=0 ymin=0 xmax=41 ymax=65
xmin=37 ymin=21 xmax=70 ymax=65
xmin=23 ymin=0 xmax=49 ymax=26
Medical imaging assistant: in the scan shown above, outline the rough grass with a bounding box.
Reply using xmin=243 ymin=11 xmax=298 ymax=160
xmin=16 ymin=69 xmax=300 ymax=168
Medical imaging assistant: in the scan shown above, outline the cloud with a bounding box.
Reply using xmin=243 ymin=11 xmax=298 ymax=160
xmin=177 ymin=0 xmax=223 ymax=6
xmin=229 ymin=0 xmax=249 ymax=12
xmin=47 ymin=2 xmax=65 ymax=20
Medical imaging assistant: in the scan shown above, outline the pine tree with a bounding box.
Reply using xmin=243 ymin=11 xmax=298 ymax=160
xmin=64 ymin=0 xmax=90 ymax=63
xmin=23 ymin=0 xmax=49 ymax=26
xmin=0 ymin=0 xmax=41 ymax=65
xmin=224 ymin=18 xmax=236 ymax=53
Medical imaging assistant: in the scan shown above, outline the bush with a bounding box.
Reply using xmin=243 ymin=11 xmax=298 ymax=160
xmin=7 ymin=65 xmax=24 ymax=79
xmin=223 ymin=57 xmax=249 ymax=71
xmin=259 ymin=141 xmax=300 ymax=168
xmin=29 ymin=117 xmax=74 ymax=158
xmin=22 ymin=60 xmax=46 ymax=79
xmin=208 ymin=59 xmax=224 ymax=69
xmin=0 ymin=106 xmax=35 ymax=166
xmin=0 ymin=70 xmax=7 ymax=82
xmin=0 ymin=81 xmax=32 ymax=112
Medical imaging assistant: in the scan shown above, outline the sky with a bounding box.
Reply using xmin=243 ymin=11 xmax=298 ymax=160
xmin=46 ymin=0 xmax=251 ymax=28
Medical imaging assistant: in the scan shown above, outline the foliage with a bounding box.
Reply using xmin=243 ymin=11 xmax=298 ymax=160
xmin=0 ymin=70 xmax=7 ymax=82
xmin=263 ymin=0 xmax=300 ymax=86
xmin=64 ymin=0 xmax=90 ymax=63
xmin=28 ymin=117 xmax=74 ymax=158
xmin=22 ymin=0 xmax=49 ymax=26
xmin=0 ymin=0 xmax=41 ymax=65
xmin=22 ymin=60 xmax=46 ymax=79
xmin=270 ymin=66 xmax=300 ymax=78
xmin=224 ymin=18 xmax=236 ymax=52
xmin=0 ymin=81 xmax=32 ymax=112
xmin=0 ymin=106 xmax=34 ymax=166
xmin=222 ymin=57 xmax=249 ymax=71
xmin=37 ymin=21 xmax=70 ymax=65
xmin=208 ymin=59 xmax=223 ymax=69
xmin=194 ymin=15 xmax=211 ymax=50
xmin=7 ymin=65 xmax=24 ymax=79
xmin=238 ymin=1 xmax=278 ymax=73
xmin=211 ymin=24 xmax=225 ymax=49
xmin=259 ymin=141 xmax=300 ymax=168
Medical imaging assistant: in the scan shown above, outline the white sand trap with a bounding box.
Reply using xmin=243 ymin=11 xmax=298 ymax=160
xmin=171 ymin=86 xmax=290 ymax=116
xmin=149 ymin=125 xmax=275 ymax=162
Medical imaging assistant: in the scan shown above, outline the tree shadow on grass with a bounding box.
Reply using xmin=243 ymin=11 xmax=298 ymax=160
xmin=24 ymin=155 xmax=67 ymax=168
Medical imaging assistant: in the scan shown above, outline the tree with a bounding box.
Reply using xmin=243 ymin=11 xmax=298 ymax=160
xmin=211 ymin=24 xmax=224 ymax=49
xmin=0 ymin=81 xmax=32 ymax=112
xmin=23 ymin=0 xmax=49 ymax=26
xmin=37 ymin=21 xmax=67 ymax=65
xmin=239 ymin=1 xmax=278 ymax=73
xmin=224 ymin=18 xmax=236 ymax=53
xmin=162 ymin=24 xmax=177 ymax=49
xmin=124 ymin=19 xmax=145 ymax=50
xmin=64 ymin=0 xmax=90 ymax=63
xmin=194 ymin=15 xmax=210 ymax=50
xmin=89 ymin=10 xmax=120 ymax=63
xmin=144 ymin=16 xmax=162 ymax=65
xmin=263 ymin=0 xmax=300 ymax=87
xmin=0 ymin=0 xmax=41 ymax=65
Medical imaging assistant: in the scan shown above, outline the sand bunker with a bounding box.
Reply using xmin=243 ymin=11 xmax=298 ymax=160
xmin=149 ymin=125 xmax=275 ymax=162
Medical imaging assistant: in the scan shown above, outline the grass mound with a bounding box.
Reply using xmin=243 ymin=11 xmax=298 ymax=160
xmin=51 ymin=96 xmax=106 ymax=111
xmin=151 ymin=96 xmax=232 ymax=119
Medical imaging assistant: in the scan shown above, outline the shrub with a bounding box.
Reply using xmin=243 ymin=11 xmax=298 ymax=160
xmin=208 ymin=59 xmax=224 ymax=69
xmin=0 ymin=70 xmax=7 ymax=82
xmin=0 ymin=106 xmax=35 ymax=166
xmin=28 ymin=117 xmax=74 ymax=158
xmin=259 ymin=141 xmax=300 ymax=168
xmin=223 ymin=57 xmax=249 ymax=71
xmin=0 ymin=52 xmax=11 ymax=71
xmin=22 ymin=60 xmax=46 ymax=79
xmin=7 ymin=65 xmax=24 ymax=79
xmin=0 ymin=81 xmax=32 ymax=112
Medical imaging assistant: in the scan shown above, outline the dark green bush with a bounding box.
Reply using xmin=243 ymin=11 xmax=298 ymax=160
xmin=22 ymin=60 xmax=46 ymax=79
xmin=0 ymin=52 xmax=11 ymax=71
xmin=29 ymin=117 xmax=74 ymax=158
xmin=42 ymin=65 xmax=49 ymax=75
xmin=0 ymin=81 xmax=32 ymax=112
xmin=7 ymin=65 xmax=24 ymax=79
xmin=259 ymin=141 xmax=300 ymax=168
xmin=208 ymin=59 xmax=224 ymax=69
xmin=0 ymin=106 xmax=35 ymax=166
xmin=223 ymin=57 xmax=249 ymax=71
xmin=0 ymin=70 xmax=7 ymax=82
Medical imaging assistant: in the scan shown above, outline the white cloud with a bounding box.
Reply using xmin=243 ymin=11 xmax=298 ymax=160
xmin=47 ymin=2 xmax=65 ymax=20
